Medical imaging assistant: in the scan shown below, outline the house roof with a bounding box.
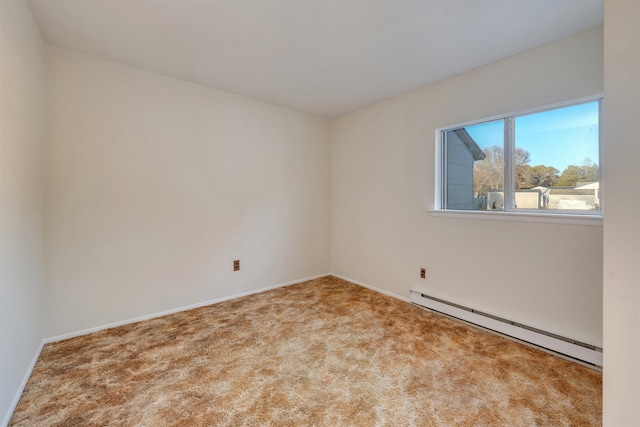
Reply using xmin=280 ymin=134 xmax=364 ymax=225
xmin=575 ymin=182 xmax=599 ymax=190
xmin=453 ymin=129 xmax=486 ymax=161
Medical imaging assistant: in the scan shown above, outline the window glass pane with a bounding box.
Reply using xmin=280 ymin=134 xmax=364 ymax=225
xmin=514 ymin=101 xmax=599 ymax=211
xmin=444 ymin=119 xmax=504 ymax=211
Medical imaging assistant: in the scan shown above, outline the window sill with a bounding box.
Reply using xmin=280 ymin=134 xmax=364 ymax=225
xmin=429 ymin=209 xmax=603 ymax=226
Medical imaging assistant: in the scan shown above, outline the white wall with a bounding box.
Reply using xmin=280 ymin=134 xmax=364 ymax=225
xmin=603 ymin=0 xmax=640 ymax=424
xmin=0 ymin=0 xmax=45 ymax=423
xmin=330 ymin=26 xmax=604 ymax=346
xmin=44 ymin=46 xmax=330 ymax=337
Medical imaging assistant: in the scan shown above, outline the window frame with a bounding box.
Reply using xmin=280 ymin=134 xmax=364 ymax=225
xmin=433 ymin=95 xmax=603 ymax=226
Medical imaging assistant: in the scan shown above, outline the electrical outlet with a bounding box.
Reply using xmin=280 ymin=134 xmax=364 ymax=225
xmin=234 ymin=260 xmax=240 ymax=271
xmin=420 ymin=268 xmax=426 ymax=279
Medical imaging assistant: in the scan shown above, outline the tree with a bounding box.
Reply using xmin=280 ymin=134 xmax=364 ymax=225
xmin=555 ymin=162 xmax=599 ymax=187
xmin=473 ymin=145 xmax=531 ymax=194
xmin=473 ymin=145 xmax=504 ymax=194
xmin=516 ymin=164 xmax=560 ymax=189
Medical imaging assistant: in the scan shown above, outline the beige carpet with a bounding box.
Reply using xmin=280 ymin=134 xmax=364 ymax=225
xmin=10 ymin=276 xmax=601 ymax=426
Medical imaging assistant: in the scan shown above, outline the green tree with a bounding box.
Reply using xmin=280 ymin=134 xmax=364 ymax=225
xmin=555 ymin=163 xmax=599 ymax=187
xmin=516 ymin=164 xmax=560 ymax=189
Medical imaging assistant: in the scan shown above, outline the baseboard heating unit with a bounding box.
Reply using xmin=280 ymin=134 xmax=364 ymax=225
xmin=409 ymin=290 xmax=602 ymax=367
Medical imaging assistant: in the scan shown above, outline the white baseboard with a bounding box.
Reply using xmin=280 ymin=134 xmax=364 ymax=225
xmin=44 ymin=273 xmax=331 ymax=344
xmin=2 ymin=340 xmax=45 ymax=427
xmin=330 ymin=273 xmax=410 ymax=303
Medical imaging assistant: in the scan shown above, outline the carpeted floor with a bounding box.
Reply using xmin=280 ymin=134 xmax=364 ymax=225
xmin=9 ymin=276 xmax=601 ymax=426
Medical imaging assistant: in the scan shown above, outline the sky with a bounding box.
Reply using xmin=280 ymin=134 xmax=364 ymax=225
xmin=464 ymin=101 xmax=599 ymax=173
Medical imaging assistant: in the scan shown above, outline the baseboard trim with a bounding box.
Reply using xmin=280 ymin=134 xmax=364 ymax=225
xmin=330 ymin=273 xmax=410 ymax=303
xmin=44 ymin=273 xmax=331 ymax=344
xmin=2 ymin=340 xmax=45 ymax=427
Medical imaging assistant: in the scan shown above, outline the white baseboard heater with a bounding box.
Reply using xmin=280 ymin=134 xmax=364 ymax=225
xmin=409 ymin=290 xmax=602 ymax=367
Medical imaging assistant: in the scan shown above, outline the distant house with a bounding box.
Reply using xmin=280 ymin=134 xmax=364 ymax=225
xmin=490 ymin=183 xmax=600 ymax=211
xmin=445 ymin=129 xmax=486 ymax=210
xmin=547 ymin=181 xmax=600 ymax=210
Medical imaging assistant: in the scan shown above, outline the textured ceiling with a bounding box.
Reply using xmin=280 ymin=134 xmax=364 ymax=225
xmin=29 ymin=0 xmax=603 ymax=118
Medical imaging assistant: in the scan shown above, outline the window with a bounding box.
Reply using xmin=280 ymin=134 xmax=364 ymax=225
xmin=438 ymin=98 xmax=602 ymax=218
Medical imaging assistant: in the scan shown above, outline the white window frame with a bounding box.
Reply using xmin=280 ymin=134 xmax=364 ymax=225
xmin=432 ymin=95 xmax=603 ymax=226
